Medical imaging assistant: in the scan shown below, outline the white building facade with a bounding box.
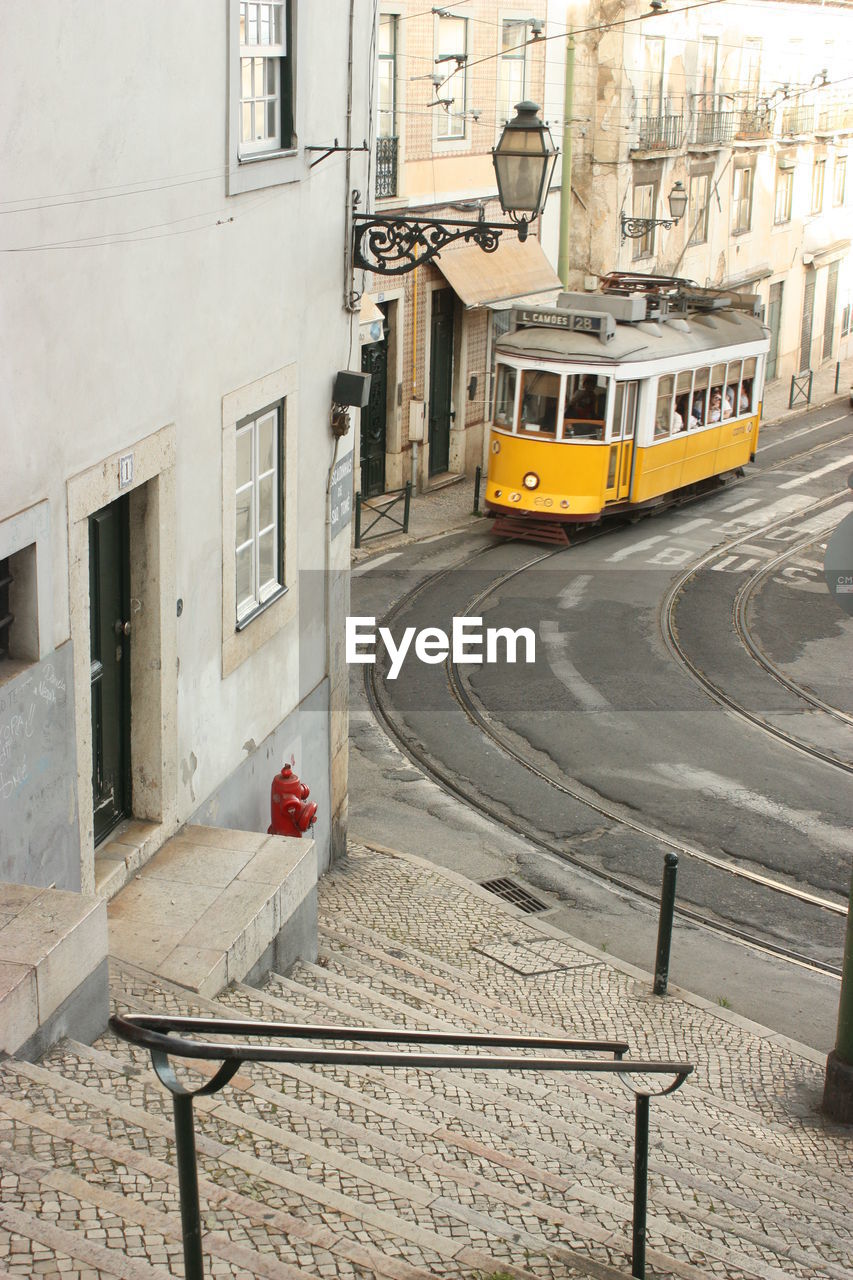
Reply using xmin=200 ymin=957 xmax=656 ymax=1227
xmin=1 ymin=2 xmax=370 ymax=902
xmin=540 ymin=0 xmax=853 ymax=388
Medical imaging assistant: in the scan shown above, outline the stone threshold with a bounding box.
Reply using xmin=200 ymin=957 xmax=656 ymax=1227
xmin=107 ymin=824 xmax=318 ymax=998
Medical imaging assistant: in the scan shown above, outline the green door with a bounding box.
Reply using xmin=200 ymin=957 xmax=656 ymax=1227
xmin=428 ymin=288 xmax=454 ymax=477
xmin=89 ymin=496 xmax=131 ymax=845
xmin=360 ymin=310 xmax=388 ymax=497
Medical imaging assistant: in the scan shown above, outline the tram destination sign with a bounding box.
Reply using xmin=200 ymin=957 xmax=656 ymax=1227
xmin=513 ymin=306 xmax=615 ymax=343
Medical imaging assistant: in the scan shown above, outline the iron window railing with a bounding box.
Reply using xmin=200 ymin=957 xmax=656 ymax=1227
xmin=734 ymin=96 xmax=774 ymax=139
xmin=110 ymin=1011 xmax=694 ymax=1280
xmin=817 ymin=99 xmax=853 ymax=133
xmin=781 ymin=104 xmax=815 ymax=136
xmin=375 ymin=135 xmax=398 ymax=199
xmin=635 ymin=97 xmax=684 ymax=151
xmin=691 ymin=95 xmax=735 ymax=146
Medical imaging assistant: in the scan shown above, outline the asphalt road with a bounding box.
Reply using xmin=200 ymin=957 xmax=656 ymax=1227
xmin=348 ymin=403 xmax=853 ymax=1050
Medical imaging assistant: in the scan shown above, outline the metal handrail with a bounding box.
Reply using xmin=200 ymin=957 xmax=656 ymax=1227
xmin=110 ymin=1012 xmax=693 ymax=1280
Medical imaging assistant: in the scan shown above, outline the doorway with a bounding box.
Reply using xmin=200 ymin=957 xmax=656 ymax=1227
xmin=767 ymin=282 xmax=783 ymax=381
xmin=428 ymin=288 xmax=454 ymax=477
xmin=89 ymin=495 xmax=131 ymax=845
xmin=360 ymin=306 xmax=389 ymax=497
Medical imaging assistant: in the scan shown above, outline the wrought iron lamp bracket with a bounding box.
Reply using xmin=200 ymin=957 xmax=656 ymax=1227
xmin=620 ymin=213 xmax=678 ymax=243
xmin=352 ymin=211 xmax=529 ymax=275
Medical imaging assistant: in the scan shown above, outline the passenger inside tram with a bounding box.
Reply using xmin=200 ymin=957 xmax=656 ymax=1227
xmin=520 ymin=370 xmax=560 ymax=435
xmin=564 ymin=374 xmax=606 ymax=439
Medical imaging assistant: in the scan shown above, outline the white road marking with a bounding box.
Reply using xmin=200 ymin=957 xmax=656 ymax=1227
xmin=721 ymin=497 xmax=760 ymax=512
xmin=558 ymin=575 xmax=592 ymax=609
xmin=711 ymin=555 xmax=739 ymax=571
xmin=673 ymin=517 xmax=711 ymax=533
xmin=648 ymin=763 xmax=853 ymax=854
xmin=352 ymin=551 xmax=402 ymax=574
xmin=539 ymin=620 xmax=611 ymax=711
xmin=607 ymin=534 xmax=669 ymax=562
xmin=778 ymin=453 xmax=853 ymax=489
xmin=758 ymin=413 xmax=848 ymax=450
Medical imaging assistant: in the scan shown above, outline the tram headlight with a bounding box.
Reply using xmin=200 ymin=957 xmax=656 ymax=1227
xmin=510 ymin=492 xmax=521 ymax=502
xmin=522 ymin=472 xmax=539 ymax=490
xmin=560 ymin=499 xmax=570 ymax=509
xmin=494 ymin=489 xmax=502 ymax=497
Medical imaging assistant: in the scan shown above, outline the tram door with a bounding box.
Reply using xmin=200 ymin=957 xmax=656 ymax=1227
xmin=604 ymin=381 xmax=637 ymax=503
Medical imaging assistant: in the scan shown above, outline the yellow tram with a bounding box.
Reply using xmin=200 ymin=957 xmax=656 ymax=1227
xmin=485 ymin=273 xmax=770 ymax=540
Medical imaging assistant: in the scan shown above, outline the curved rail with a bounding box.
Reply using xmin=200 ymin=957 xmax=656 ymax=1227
xmin=364 ymin=494 xmax=850 ymax=976
xmin=110 ymin=1012 xmax=692 ymax=1280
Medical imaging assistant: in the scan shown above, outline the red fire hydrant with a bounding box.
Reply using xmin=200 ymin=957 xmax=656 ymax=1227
xmin=268 ymin=763 xmax=318 ymax=838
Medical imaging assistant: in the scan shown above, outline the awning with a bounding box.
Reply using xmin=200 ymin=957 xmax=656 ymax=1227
xmin=359 ymin=292 xmax=385 ymax=344
xmin=434 ymin=236 xmax=561 ymax=309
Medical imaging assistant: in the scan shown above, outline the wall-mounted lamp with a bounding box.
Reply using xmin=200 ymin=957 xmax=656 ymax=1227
xmin=353 ymin=101 xmax=557 ymax=274
xmin=330 ymin=370 xmax=372 ymax=438
xmin=620 ymin=180 xmax=687 ymax=243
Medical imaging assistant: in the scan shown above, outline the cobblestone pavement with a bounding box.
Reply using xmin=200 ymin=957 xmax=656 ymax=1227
xmin=1 ymin=840 xmax=851 ymax=1279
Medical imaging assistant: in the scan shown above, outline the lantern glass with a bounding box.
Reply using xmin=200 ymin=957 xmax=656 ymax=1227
xmin=668 ymin=180 xmax=688 ymax=221
xmin=493 ymin=101 xmax=557 ymax=217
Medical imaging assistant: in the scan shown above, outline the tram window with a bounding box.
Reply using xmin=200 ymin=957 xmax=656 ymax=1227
xmin=623 ymin=381 xmax=638 ymax=438
xmin=690 ymin=367 xmax=709 ymax=427
xmin=563 ymin=374 xmax=606 ymax=440
xmin=675 ymin=372 xmax=692 ymax=432
xmin=520 ymin=370 xmax=560 ymax=435
xmin=654 ymin=375 xmax=675 ymax=438
xmin=611 ymin=383 xmax=625 ymax=440
xmin=739 ymin=357 xmax=756 ymax=413
xmin=494 ymin=365 xmax=517 ymax=427
xmin=708 ymin=363 xmax=727 ymax=422
xmin=724 ymin=360 xmax=742 ymax=418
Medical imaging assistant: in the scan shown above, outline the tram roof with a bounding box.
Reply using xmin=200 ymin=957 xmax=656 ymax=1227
xmin=496 ymin=308 xmax=769 ymax=366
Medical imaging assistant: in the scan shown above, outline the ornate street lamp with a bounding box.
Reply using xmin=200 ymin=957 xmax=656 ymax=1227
xmin=352 ymin=101 xmax=557 ymax=275
xmin=620 ymin=180 xmax=688 ymax=243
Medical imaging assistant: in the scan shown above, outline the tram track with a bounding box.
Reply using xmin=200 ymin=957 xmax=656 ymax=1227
xmin=660 ymin=490 xmax=853 ymax=774
xmin=733 ymin=537 xmax=853 ymax=729
xmin=361 ymin=451 xmax=852 ymax=979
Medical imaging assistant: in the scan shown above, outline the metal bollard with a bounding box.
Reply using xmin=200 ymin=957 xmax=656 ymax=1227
xmin=354 ymin=491 xmax=362 ymax=548
xmin=836 ymin=361 xmax=841 ymax=395
xmin=473 ymin=464 xmax=482 ymax=514
xmin=653 ymin=852 xmax=678 ymax=996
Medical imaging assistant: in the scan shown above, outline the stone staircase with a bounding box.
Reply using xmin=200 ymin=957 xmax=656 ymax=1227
xmin=1 ymin=844 xmax=851 ymax=1279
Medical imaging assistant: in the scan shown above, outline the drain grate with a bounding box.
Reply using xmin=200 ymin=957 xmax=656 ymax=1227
xmin=480 ymin=877 xmax=548 ymax=914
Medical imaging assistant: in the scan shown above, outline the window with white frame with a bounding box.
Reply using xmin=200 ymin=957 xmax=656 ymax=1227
xmin=239 ymin=1 xmax=292 ymax=157
xmin=498 ymin=19 xmax=528 ymax=127
xmin=436 ymin=15 xmax=468 ymax=140
xmin=235 ymin=403 xmax=283 ymax=625
xmin=812 ymin=158 xmax=826 ymax=213
xmin=688 ymin=171 xmax=710 ymax=245
xmin=632 ymin=182 xmax=657 ymax=259
xmin=377 ymin=14 xmax=397 ymax=139
xmin=732 ymin=162 xmax=754 ymax=234
xmin=774 ymin=168 xmax=793 ymax=224
xmin=834 ymin=155 xmax=847 ymax=206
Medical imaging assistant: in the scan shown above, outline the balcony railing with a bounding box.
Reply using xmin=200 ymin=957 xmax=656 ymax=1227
xmin=817 ymin=99 xmax=853 ymax=133
xmin=635 ymin=97 xmax=684 ymax=151
xmin=781 ymin=104 xmax=815 ymax=136
xmin=375 ymin=135 xmax=398 ymax=199
xmin=691 ymin=95 xmax=735 ymax=146
xmin=734 ymin=97 xmax=774 ymax=140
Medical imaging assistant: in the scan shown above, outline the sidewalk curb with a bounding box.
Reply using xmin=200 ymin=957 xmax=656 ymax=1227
xmin=351 ymin=836 xmax=829 ymax=1069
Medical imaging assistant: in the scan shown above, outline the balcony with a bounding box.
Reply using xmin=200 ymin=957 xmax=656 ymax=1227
xmin=817 ymin=98 xmax=853 ymax=134
xmin=634 ymin=97 xmax=684 ymax=151
xmin=780 ymin=104 xmax=815 ymax=137
xmin=375 ymin=135 xmax=398 ymax=200
xmin=690 ymin=95 xmax=735 ymax=147
xmin=733 ymin=95 xmax=774 ymax=140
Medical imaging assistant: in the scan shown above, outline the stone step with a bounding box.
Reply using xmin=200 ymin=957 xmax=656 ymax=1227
xmin=1 ymin=1014 xmax=630 ymax=1280
xmin=106 ymin=958 xmax=682 ymax=1280
xmin=244 ymin=967 xmax=851 ymax=1280
xmin=313 ymin=916 xmax=850 ymax=1192
xmin=270 ymin=955 xmax=852 ymax=1226
xmin=312 ymin=929 xmax=852 ymax=1205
